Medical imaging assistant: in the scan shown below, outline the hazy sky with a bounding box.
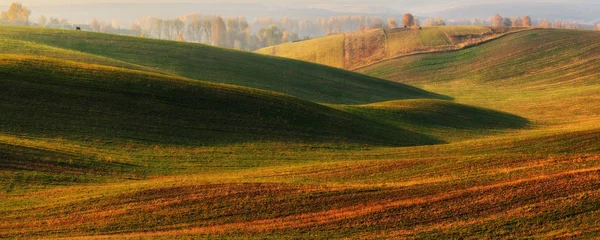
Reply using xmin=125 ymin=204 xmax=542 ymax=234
xmin=6 ymin=0 xmax=599 ymax=13
xmin=2 ymin=0 xmax=598 ymax=25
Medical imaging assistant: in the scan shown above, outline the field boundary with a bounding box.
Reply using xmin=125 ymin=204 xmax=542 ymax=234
xmin=353 ymin=28 xmax=537 ymax=71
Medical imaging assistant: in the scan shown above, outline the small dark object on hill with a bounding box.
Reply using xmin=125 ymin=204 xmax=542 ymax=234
xmin=76 ymin=27 xmax=81 ymax=31
xmin=404 ymin=25 xmax=407 ymax=28
xmin=419 ymin=27 xmax=422 ymax=30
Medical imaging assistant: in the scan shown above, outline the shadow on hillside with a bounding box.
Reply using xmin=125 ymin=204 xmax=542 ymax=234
xmin=336 ymin=100 xmax=530 ymax=142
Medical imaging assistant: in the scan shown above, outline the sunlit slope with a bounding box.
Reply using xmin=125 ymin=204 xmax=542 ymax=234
xmin=0 ymin=55 xmax=442 ymax=146
xmin=2 ymin=127 xmax=599 ymax=239
xmin=0 ymin=26 xmax=445 ymax=104
xmin=360 ymin=29 xmax=600 ymax=126
xmin=257 ymin=26 xmax=523 ymax=69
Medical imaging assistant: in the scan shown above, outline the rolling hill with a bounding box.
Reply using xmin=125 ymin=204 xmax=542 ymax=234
xmin=1 ymin=27 xmax=599 ymax=239
xmin=256 ymin=26 xmax=527 ymax=69
xmin=0 ymin=54 xmax=445 ymax=147
xmin=0 ymin=26 xmax=446 ymax=104
xmin=359 ymin=29 xmax=600 ymax=126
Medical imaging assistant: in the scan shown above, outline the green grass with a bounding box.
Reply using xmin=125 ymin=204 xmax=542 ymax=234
xmin=255 ymin=34 xmax=346 ymax=69
xmin=0 ymin=26 xmax=444 ymax=104
xmin=438 ymin=26 xmax=492 ymax=36
xmin=255 ymin=26 xmax=516 ymax=69
xmin=386 ymin=29 xmax=423 ymax=56
xmin=0 ymin=55 xmax=445 ymax=147
xmin=335 ymin=99 xmax=529 ymax=141
xmin=418 ymin=28 xmax=451 ymax=46
xmin=1 ymin=27 xmax=600 ymax=239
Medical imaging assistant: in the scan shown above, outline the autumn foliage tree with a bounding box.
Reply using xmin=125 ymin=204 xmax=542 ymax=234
xmin=90 ymin=18 xmax=100 ymax=32
xmin=1 ymin=2 xmax=31 ymax=25
xmin=523 ymin=16 xmax=532 ymax=27
xmin=492 ymin=14 xmax=503 ymax=27
xmin=211 ymin=16 xmax=226 ymax=47
xmin=402 ymin=13 xmax=414 ymax=27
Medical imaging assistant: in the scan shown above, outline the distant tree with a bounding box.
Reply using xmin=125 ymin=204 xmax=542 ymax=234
xmin=523 ymin=16 xmax=532 ymax=27
xmin=594 ymin=24 xmax=599 ymax=31
xmin=162 ymin=19 xmax=174 ymax=40
xmin=436 ymin=17 xmax=446 ymax=26
xmin=202 ymin=17 xmax=213 ymax=43
xmin=412 ymin=18 xmax=420 ymax=28
xmin=187 ymin=16 xmax=203 ymax=42
xmin=100 ymin=23 xmax=115 ymax=33
xmin=177 ymin=32 xmax=184 ymax=42
xmin=38 ymin=15 xmax=47 ymax=27
xmin=359 ymin=24 xmax=365 ymax=31
xmin=492 ymin=14 xmax=503 ymax=27
xmin=263 ymin=24 xmax=282 ymax=46
xmin=539 ymin=19 xmax=550 ymax=28
xmin=130 ymin=23 xmax=142 ymax=36
xmin=173 ymin=18 xmax=185 ymax=38
xmin=387 ymin=17 xmax=397 ymax=29
xmin=402 ymin=13 xmax=414 ymax=27
xmin=49 ymin=17 xmax=59 ymax=26
xmin=154 ymin=18 xmax=163 ymax=39
xmin=211 ymin=16 xmax=226 ymax=47
xmin=503 ymin=17 xmax=512 ymax=27
xmin=7 ymin=2 xmax=31 ymax=25
xmin=555 ymin=20 xmax=563 ymax=29
xmin=58 ymin=17 xmax=69 ymax=25
xmin=90 ymin=18 xmax=100 ymax=32
xmin=513 ymin=17 xmax=522 ymax=27
xmin=0 ymin=11 xmax=8 ymax=23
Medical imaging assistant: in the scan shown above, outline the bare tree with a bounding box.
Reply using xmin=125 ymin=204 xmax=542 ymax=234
xmin=503 ymin=17 xmax=512 ymax=27
xmin=387 ymin=17 xmax=397 ymax=29
xmin=163 ymin=19 xmax=174 ymax=40
xmin=187 ymin=16 xmax=203 ymax=42
xmin=513 ymin=17 xmax=522 ymax=27
xmin=539 ymin=19 xmax=550 ymax=28
xmin=202 ymin=17 xmax=213 ymax=43
xmin=38 ymin=15 xmax=47 ymax=27
xmin=412 ymin=18 xmax=420 ymax=28
xmin=173 ymin=18 xmax=185 ymax=38
xmin=154 ymin=18 xmax=163 ymax=39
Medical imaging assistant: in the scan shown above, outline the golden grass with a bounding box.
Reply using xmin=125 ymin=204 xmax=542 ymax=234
xmin=2 ymin=28 xmax=600 ymax=239
xmin=255 ymin=34 xmax=346 ymax=68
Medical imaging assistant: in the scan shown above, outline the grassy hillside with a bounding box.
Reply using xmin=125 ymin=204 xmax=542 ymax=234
xmin=336 ymin=99 xmax=529 ymax=141
xmin=256 ymin=26 xmax=523 ymax=69
xmin=0 ymin=26 xmax=445 ymax=104
xmin=359 ymin=29 xmax=600 ymax=125
xmin=2 ymin=28 xmax=600 ymax=239
xmin=0 ymin=55 xmax=444 ymax=147
xmin=257 ymin=34 xmax=346 ymax=68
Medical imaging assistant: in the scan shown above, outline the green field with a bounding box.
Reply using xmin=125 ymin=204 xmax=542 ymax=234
xmin=256 ymin=26 xmax=518 ymax=69
xmin=0 ymin=27 xmax=443 ymax=104
xmin=1 ymin=27 xmax=600 ymax=239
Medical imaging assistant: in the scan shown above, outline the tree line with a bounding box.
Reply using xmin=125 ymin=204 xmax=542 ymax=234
xmin=3 ymin=2 xmax=599 ymax=51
